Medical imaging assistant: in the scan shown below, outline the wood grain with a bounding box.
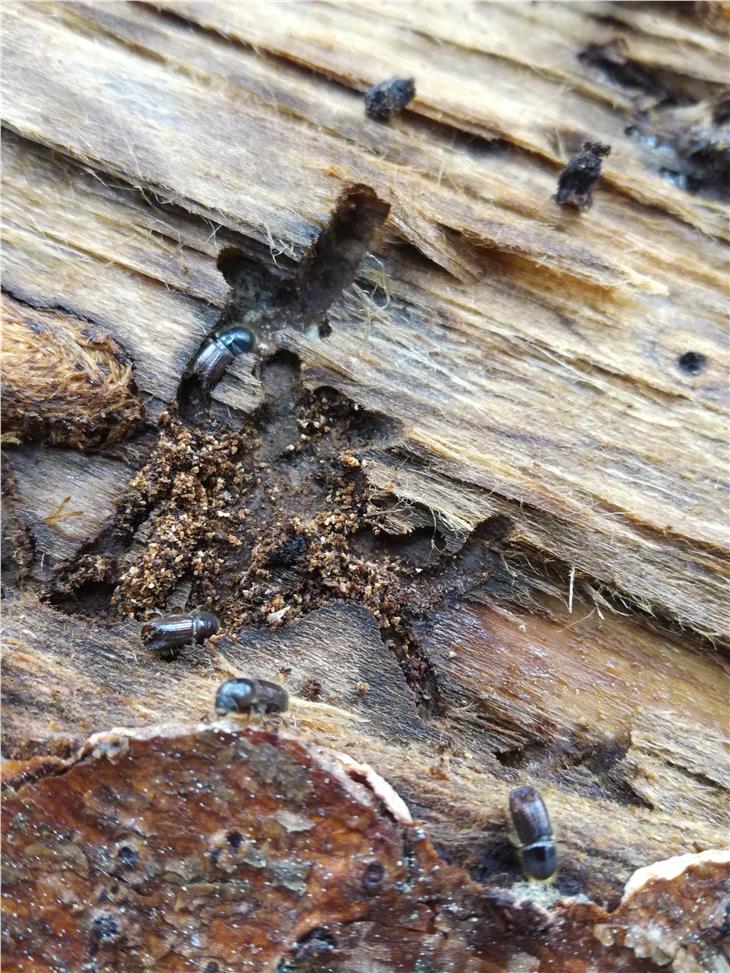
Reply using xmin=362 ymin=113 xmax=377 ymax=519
xmin=2 ymin=1 xmax=728 ymax=637
xmin=1 ymin=3 xmax=729 ymax=968
xmin=6 ymin=447 xmax=134 ymax=578
xmin=163 ymin=0 xmax=729 ymax=235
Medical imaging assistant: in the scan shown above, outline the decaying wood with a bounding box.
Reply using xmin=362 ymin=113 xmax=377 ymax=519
xmin=2 ymin=595 xmax=727 ymax=913
xmin=3 ymin=1 xmax=729 ymax=635
xmin=3 ymin=719 xmax=728 ymax=973
xmin=3 ymin=722 xmax=730 ymax=973
xmin=5 ymin=448 xmax=136 ymax=578
xmin=1 ymin=1 xmax=728 ymax=970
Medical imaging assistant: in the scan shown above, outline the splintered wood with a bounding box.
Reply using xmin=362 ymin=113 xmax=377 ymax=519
xmin=2 ymin=1 xmax=728 ymax=636
xmin=1 ymin=2 xmax=728 ymax=971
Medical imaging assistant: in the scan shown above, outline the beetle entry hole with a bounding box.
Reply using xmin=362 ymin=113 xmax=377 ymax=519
xmin=226 ymin=830 xmax=243 ymax=851
xmin=677 ymin=351 xmax=707 ymax=375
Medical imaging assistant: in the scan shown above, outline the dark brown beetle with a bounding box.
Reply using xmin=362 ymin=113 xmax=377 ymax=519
xmin=190 ymin=326 xmax=255 ymax=389
xmin=215 ymin=678 xmax=289 ymax=716
xmin=509 ymin=786 xmax=557 ymax=881
xmin=141 ymin=611 xmax=219 ymax=656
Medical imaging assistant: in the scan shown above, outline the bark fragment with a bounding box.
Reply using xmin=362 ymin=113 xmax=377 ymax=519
xmin=3 ymin=723 xmax=728 ymax=972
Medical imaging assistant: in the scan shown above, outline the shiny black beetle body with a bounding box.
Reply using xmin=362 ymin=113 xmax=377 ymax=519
xmin=191 ymin=327 xmax=255 ymax=389
xmin=509 ymin=786 xmax=557 ymax=881
xmin=215 ymin=678 xmax=289 ymax=716
xmin=141 ymin=611 xmax=219 ymax=655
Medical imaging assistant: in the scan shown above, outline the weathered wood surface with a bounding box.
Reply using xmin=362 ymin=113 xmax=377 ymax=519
xmin=3 ymin=0 xmax=729 ymax=635
xmin=1 ymin=1 xmax=729 ymax=970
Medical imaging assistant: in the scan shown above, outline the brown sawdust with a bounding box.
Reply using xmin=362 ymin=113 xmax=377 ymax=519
xmin=58 ymin=383 xmax=450 ymax=703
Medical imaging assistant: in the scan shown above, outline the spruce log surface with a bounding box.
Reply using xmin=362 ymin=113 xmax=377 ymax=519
xmin=1 ymin=3 xmax=728 ymax=971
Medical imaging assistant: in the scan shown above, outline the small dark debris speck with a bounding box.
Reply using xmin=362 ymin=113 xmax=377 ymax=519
xmin=117 ymin=845 xmax=138 ymax=869
xmin=678 ymin=351 xmax=707 ymax=375
xmin=204 ymin=963 xmax=220 ymax=973
xmin=364 ymin=77 xmax=415 ymax=122
xmin=295 ymin=927 xmax=337 ymax=958
xmin=267 ymin=535 xmax=308 ymax=569
xmin=226 ymin=830 xmax=243 ymax=850
xmin=300 ymin=676 xmax=322 ymax=701
xmin=91 ymin=914 xmax=120 ymax=943
xmin=555 ymin=141 xmax=611 ymax=210
xmin=361 ymin=860 xmax=385 ymax=893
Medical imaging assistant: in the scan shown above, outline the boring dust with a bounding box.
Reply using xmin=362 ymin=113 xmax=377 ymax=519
xmin=52 ymin=353 xmax=493 ymax=713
